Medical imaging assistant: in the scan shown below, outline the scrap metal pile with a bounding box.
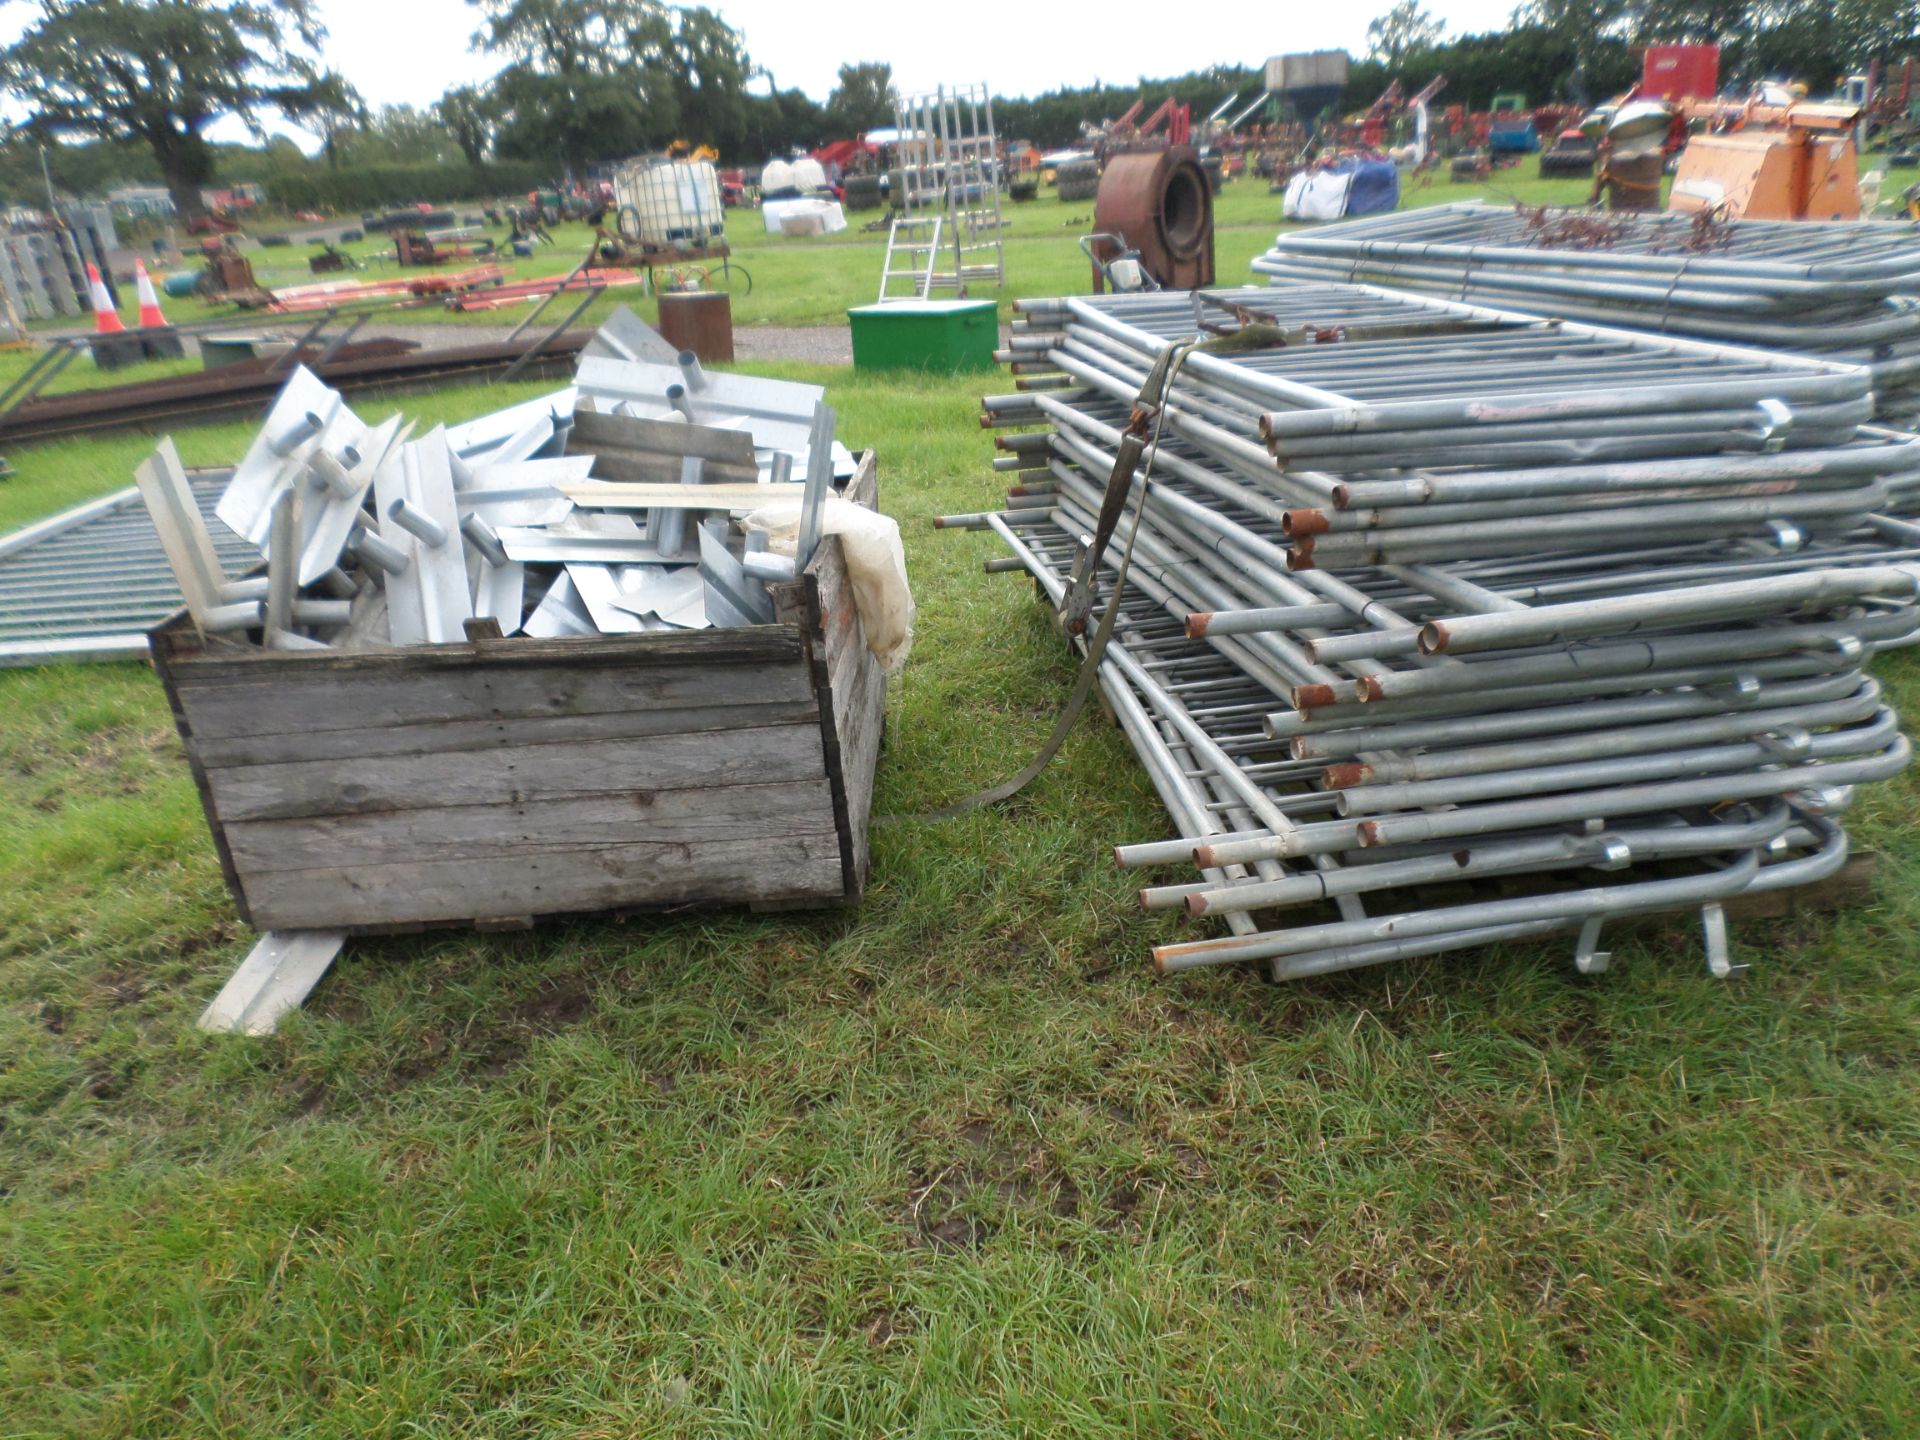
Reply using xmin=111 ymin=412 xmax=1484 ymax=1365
xmin=967 ymin=283 xmax=1920 ymax=981
xmin=137 ymin=315 xmax=852 ymax=652
xmin=1253 ymin=201 xmax=1920 ymax=424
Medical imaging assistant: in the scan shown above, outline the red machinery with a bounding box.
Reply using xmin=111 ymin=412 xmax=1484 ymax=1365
xmin=1097 ymin=96 xmax=1193 ymax=155
xmin=1641 ymin=44 xmax=1720 ymax=104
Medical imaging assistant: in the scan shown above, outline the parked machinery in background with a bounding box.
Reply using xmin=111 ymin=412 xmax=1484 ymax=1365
xmin=1669 ymin=94 xmax=1864 ymax=220
xmin=1539 ymin=124 xmax=1597 ymax=177
xmin=1085 ymin=146 xmax=1214 ymax=294
xmin=1590 ymin=99 xmax=1673 ymax=212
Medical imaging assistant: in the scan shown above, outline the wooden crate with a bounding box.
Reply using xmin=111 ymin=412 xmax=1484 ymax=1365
xmin=149 ymin=452 xmax=885 ymax=935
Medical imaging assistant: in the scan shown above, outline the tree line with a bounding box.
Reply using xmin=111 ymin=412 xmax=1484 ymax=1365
xmin=2 ymin=0 xmax=1915 ymax=214
xmin=1354 ymin=1 xmax=1920 ymax=113
xmin=0 ymin=0 xmax=895 ymax=215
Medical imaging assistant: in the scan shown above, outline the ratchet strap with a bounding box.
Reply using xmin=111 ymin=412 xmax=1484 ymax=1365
xmin=892 ymin=342 xmax=1188 ymax=824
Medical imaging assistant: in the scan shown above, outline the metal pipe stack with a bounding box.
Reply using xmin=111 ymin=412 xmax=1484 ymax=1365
xmin=964 ymin=284 xmax=1920 ymax=983
xmin=1252 ymin=201 xmax=1920 ymax=426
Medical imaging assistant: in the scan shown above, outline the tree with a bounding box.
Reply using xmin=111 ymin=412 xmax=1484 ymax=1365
xmin=1366 ymin=1 xmax=1446 ymax=65
xmin=340 ymin=105 xmax=463 ymax=167
xmin=472 ymin=0 xmax=672 ymax=170
xmin=310 ymin=73 xmax=371 ymax=172
xmin=740 ymin=84 xmax=826 ymax=160
xmin=0 ymin=0 xmax=360 ymax=218
xmin=825 ymin=62 xmax=896 ymax=135
xmin=661 ymin=7 xmax=753 ymax=153
xmin=434 ymin=86 xmax=496 ymax=166
xmin=470 ymin=0 xmax=753 ymax=170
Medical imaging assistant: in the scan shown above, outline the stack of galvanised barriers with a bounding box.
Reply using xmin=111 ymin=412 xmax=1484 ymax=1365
xmin=962 ymin=278 xmax=1920 ymax=983
xmin=1254 ymin=201 xmax=1920 ymax=425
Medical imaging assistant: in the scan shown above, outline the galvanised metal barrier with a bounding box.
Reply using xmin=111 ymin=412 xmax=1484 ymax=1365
xmin=955 ymin=284 xmax=1919 ymax=984
xmin=1255 ymin=201 xmax=1920 ymax=424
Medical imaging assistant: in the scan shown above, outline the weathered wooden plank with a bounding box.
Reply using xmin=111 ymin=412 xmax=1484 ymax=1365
xmin=223 ymin=779 xmax=840 ymax=872
xmin=176 ymin=654 xmax=814 ymax=742
xmin=242 ymin=830 xmax=848 ymax=931
xmin=150 ymin=619 xmax=257 ymax=926
xmin=1720 ymin=853 xmax=1878 ymax=922
xmin=153 ymin=618 xmax=800 ymax=683
xmin=194 ymin=698 xmax=823 ymax=769
xmin=205 ymin=722 xmax=827 ymax=824
xmin=829 ymin=646 xmax=885 ymax=891
xmin=809 ymin=467 xmax=885 ymax=895
xmin=841 ymin=449 xmax=878 ymax=510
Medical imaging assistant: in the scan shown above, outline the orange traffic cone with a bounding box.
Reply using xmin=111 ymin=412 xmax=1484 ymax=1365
xmin=133 ymin=259 xmax=169 ymax=329
xmin=85 ymin=263 xmax=125 ymax=334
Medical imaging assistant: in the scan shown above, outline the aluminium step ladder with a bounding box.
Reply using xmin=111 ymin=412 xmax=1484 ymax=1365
xmin=877 ymin=214 xmax=942 ymax=302
xmin=886 ymin=82 xmax=1006 ymax=299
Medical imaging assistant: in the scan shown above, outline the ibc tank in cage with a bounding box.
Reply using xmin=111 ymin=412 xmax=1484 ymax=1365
xmin=615 ymin=159 xmax=726 ymax=250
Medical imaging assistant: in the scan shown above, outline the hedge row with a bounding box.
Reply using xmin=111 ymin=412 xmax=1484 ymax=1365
xmin=265 ymin=161 xmax=557 ymax=213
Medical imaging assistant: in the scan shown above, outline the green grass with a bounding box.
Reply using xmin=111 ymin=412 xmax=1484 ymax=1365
xmin=26 ymin=166 xmax=1603 ymax=346
xmin=0 ymin=167 xmax=1596 ymax=412
xmin=1 ymin=352 xmax=1918 ymax=1437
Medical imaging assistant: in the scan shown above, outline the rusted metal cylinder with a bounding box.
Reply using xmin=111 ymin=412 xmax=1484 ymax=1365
xmin=1091 ymin=146 xmax=1216 ymax=291
xmin=657 ymin=290 xmax=734 ymax=362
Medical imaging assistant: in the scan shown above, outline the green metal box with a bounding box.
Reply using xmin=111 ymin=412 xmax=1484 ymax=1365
xmin=847 ymin=300 xmax=998 ymax=373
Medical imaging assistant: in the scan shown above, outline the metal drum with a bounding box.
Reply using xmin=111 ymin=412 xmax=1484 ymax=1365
xmin=1091 ymin=146 xmax=1216 ymax=291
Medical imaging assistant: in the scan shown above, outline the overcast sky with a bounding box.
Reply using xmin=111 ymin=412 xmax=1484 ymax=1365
xmin=318 ymin=0 xmax=1522 ymax=108
xmin=4 ymin=0 xmax=1524 ymax=147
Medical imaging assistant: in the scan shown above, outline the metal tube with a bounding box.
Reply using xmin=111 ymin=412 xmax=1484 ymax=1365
xmin=387 ymin=497 xmax=449 ymax=548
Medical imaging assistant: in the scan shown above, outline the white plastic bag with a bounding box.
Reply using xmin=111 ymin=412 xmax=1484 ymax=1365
xmin=1283 ymin=169 xmax=1354 ymax=222
xmin=744 ymin=497 xmax=915 ymax=675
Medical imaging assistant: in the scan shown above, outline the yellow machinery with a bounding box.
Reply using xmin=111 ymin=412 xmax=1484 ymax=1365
xmin=1668 ymin=98 xmax=1862 ymax=220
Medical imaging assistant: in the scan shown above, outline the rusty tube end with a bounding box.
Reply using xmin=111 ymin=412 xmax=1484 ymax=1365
xmin=1185 ymin=611 xmax=1213 ymax=639
xmin=1360 ymin=675 xmax=1387 ymax=704
xmin=1284 ymin=509 xmax=1331 ymax=537
xmin=1191 ymin=843 xmax=1220 ymax=868
xmin=1331 ymin=482 xmax=1353 ymax=509
xmin=1184 ymin=893 xmax=1210 ymax=919
xmin=1322 ymin=762 xmax=1370 ymax=790
xmin=1418 ymin=622 xmax=1449 ymax=655
xmin=1293 ymin=682 xmax=1338 ymax=713
xmin=1357 ymin=821 xmax=1384 ymax=847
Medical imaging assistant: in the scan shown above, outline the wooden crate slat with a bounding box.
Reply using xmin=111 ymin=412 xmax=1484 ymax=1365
xmin=242 ymin=830 xmax=848 ymax=931
xmin=192 ymin=697 xmax=824 ymax=769
xmin=174 ymin=652 xmax=813 ymax=742
xmin=204 ymin=721 xmax=828 ymax=824
xmin=222 ymin=780 xmax=842 ymax=872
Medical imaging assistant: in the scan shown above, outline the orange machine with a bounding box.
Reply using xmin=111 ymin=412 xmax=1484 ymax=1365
xmin=1667 ymin=98 xmax=1863 ymax=220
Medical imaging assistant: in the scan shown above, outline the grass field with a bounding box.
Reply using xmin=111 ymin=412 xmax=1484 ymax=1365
xmin=2 ymin=181 xmax=1920 ymax=1436
xmin=29 ymin=167 xmax=1601 ymax=344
